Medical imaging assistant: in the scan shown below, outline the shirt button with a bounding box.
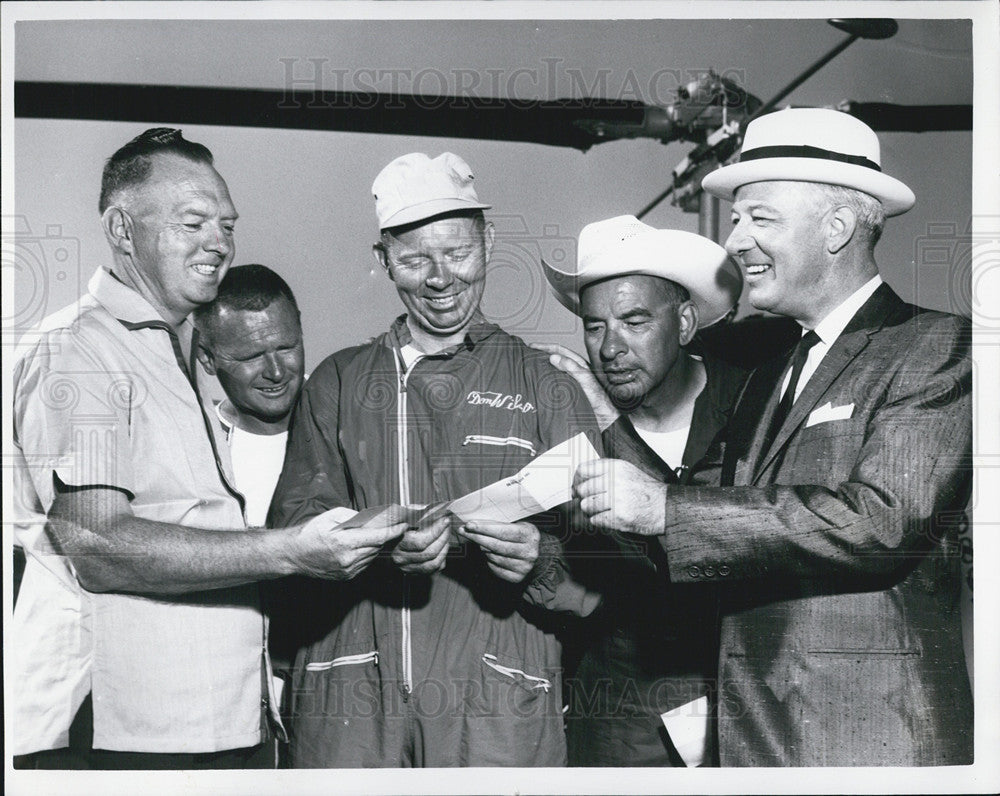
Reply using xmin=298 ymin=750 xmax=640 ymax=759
xmin=703 ymin=566 xmax=716 ymax=578
xmin=687 ymin=565 xmax=701 ymax=578
xmin=718 ymin=565 xmax=731 ymax=577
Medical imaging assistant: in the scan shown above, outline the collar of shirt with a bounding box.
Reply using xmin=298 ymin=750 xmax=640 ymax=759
xmin=810 ymin=274 xmax=883 ymax=347
xmin=215 ymin=399 xmax=236 ymax=438
xmin=783 ymin=274 xmax=883 ymax=401
xmin=91 ymin=267 xmax=199 ymax=374
xmin=90 ymin=267 xmax=191 ymax=332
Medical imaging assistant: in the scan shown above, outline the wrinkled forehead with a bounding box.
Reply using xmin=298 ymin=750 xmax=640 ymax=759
xmin=732 ymin=179 xmax=822 ymax=208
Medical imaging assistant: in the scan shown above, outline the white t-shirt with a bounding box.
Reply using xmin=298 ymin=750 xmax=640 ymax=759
xmin=632 ymin=425 xmax=689 ymax=472
xmin=215 ymin=402 xmax=288 ymax=527
xmin=630 ymin=394 xmax=710 ymax=766
xmin=229 ymin=427 xmax=288 ymax=527
xmin=399 ymin=342 xmax=425 ymax=370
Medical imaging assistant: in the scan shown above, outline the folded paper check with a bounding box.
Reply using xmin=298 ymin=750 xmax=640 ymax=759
xmin=448 ymin=433 xmax=601 ymax=522
xmin=327 ymin=433 xmax=600 ymax=528
xmin=333 ymin=502 xmax=450 ymax=530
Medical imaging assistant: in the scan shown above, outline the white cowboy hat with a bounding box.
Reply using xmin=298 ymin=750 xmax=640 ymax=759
xmin=372 ymin=152 xmax=491 ymax=229
xmin=541 ymin=215 xmax=743 ymax=326
xmin=701 ymin=107 xmax=915 ymax=216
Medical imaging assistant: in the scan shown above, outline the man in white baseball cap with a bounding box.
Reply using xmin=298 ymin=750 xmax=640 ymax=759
xmin=539 ymin=216 xmax=744 ymax=767
xmin=573 ymin=108 xmax=972 ymax=766
xmin=270 ymin=152 xmax=601 ymax=767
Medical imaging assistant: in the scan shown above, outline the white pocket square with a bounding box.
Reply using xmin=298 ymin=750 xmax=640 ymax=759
xmin=806 ymin=402 xmax=855 ymax=427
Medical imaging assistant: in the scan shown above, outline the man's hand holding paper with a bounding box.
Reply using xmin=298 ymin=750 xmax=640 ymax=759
xmin=391 ymin=513 xmax=454 ymax=576
xmin=573 ymin=458 xmax=667 ymax=536
xmin=457 ymin=521 xmax=540 ymax=583
xmin=295 ymin=505 xmax=409 ymax=581
xmin=352 ymin=434 xmax=601 ymax=581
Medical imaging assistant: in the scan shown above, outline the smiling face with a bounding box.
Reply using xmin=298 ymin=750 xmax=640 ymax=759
xmin=199 ymin=296 xmax=304 ymax=433
xmin=375 ymin=213 xmax=494 ymax=351
xmin=124 ymin=153 xmax=238 ymax=322
xmin=724 ymin=181 xmax=836 ymax=327
xmin=581 ymin=275 xmax=694 ymax=411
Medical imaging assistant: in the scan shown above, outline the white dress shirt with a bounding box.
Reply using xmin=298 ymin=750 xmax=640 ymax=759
xmin=781 ymin=275 xmax=883 ymax=401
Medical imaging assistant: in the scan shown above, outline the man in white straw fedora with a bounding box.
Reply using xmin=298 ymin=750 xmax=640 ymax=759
xmin=538 ymin=216 xmax=746 ymax=767
xmin=572 ymin=108 xmax=973 ymax=766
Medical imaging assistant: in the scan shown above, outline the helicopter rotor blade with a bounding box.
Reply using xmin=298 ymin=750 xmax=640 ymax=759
xmin=14 ymin=80 xmax=667 ymax=151
xmin=636 ymin=184 xmax=677 ymax=220
xmin=634 ymin=97 xmax=972 ymax=223
xmin=828 ymin=18 xmax=899 ymax=39
xmin=749 ymin=19 xmax=898 ymax=122
xmin=840 ymin=101 xmax=972 ymax=132
xmin=638 ymin=17 xmax=923 ymax=223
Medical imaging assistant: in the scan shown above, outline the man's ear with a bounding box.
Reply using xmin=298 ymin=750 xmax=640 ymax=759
xmin=101 ymin=206 xmax=134 ymax=254
xmin=678 ymin=300 xmax=699 ymax=347
xmin=372 ymin=244 xmax=394 ymax=282
xmin=195 ymin=342 xmax=217 ymax=376
xmin=826 ymin=205 xmax=857 ymax=254
xmin=482 ymin=221 xmax=496 ymax=263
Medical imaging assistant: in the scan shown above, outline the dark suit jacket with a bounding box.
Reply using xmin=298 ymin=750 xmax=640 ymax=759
xmin=659 ymin=283 xmax=973 ymax=766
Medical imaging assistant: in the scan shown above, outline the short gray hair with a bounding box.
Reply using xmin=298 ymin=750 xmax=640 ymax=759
xmin=807 ymin=182 xmax=886 ymax=250
xmin=100 ymin=128 xmax=214 ymax=214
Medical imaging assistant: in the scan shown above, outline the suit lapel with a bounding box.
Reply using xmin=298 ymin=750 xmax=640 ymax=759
xmin=721 ymin=352 xmax=789 ymax=486
xmin=750 ymin=333 xmax=869 ymax=482
xmin=750 ymin=283 xmax=904 ymax=483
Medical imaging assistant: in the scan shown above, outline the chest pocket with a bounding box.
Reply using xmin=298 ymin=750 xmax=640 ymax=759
xmin=434 ymin=384 xmax=541 ymax=498
xmin=779 ymin=410 xmax=866 ymax=487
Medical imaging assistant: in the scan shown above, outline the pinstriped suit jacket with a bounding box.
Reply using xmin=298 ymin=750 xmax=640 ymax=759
xmin=660 ymin=283 xmax=973 ymax=766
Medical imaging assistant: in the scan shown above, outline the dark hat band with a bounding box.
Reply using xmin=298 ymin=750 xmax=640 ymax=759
xmin=738 ymin=144 xmax=881 ymax=172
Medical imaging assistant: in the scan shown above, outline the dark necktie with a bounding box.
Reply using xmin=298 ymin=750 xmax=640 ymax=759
xmin=761 ymin=330 xmax=821 ymax=454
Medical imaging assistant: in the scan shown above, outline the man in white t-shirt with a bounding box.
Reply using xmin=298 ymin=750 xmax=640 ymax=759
xmin=194 ymin=264 xmax=304 ymax=527
xmin=194 ymin=263 xmax=307 ymax=764
xmin=537 ymin=215 xmax=746 ymax=767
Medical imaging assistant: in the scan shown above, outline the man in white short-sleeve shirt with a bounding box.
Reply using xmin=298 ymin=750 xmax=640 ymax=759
xmin=11 ymin=129 xmax=407 ymax=770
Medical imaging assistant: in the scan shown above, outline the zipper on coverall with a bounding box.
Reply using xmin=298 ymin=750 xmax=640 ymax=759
xmin=393 ymin=348 xmax=415 ymax=699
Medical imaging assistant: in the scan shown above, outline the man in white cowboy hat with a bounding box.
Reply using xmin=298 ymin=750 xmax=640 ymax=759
xmin=538 ymin=216 xmax=745 ymax=767
xmin=269 ymin=152 xmax=601 ymax=767
xmin=572 ymin=108 xmax=973 ymax=766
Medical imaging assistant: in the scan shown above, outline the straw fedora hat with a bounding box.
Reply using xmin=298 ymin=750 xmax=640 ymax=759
xmin=701 ymin=107 xmax=915 ymax=216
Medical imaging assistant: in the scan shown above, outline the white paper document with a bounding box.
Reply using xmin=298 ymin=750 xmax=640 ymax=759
xmin=660 ymin=695 xmax=711 ymax=767
xmin=448 ymin=432 xmax=600 ymax=523
xmin=326 ymin=433 xmax=600 ymax=530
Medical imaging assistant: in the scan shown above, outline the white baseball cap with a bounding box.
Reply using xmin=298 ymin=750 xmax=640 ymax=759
xmin=542 ymin=215 xmax=742 ymax=327
xmin=701 ymin=107 xmax=914 ymax=216
xmin=372 ymin=152 xmax=492 ymax=229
